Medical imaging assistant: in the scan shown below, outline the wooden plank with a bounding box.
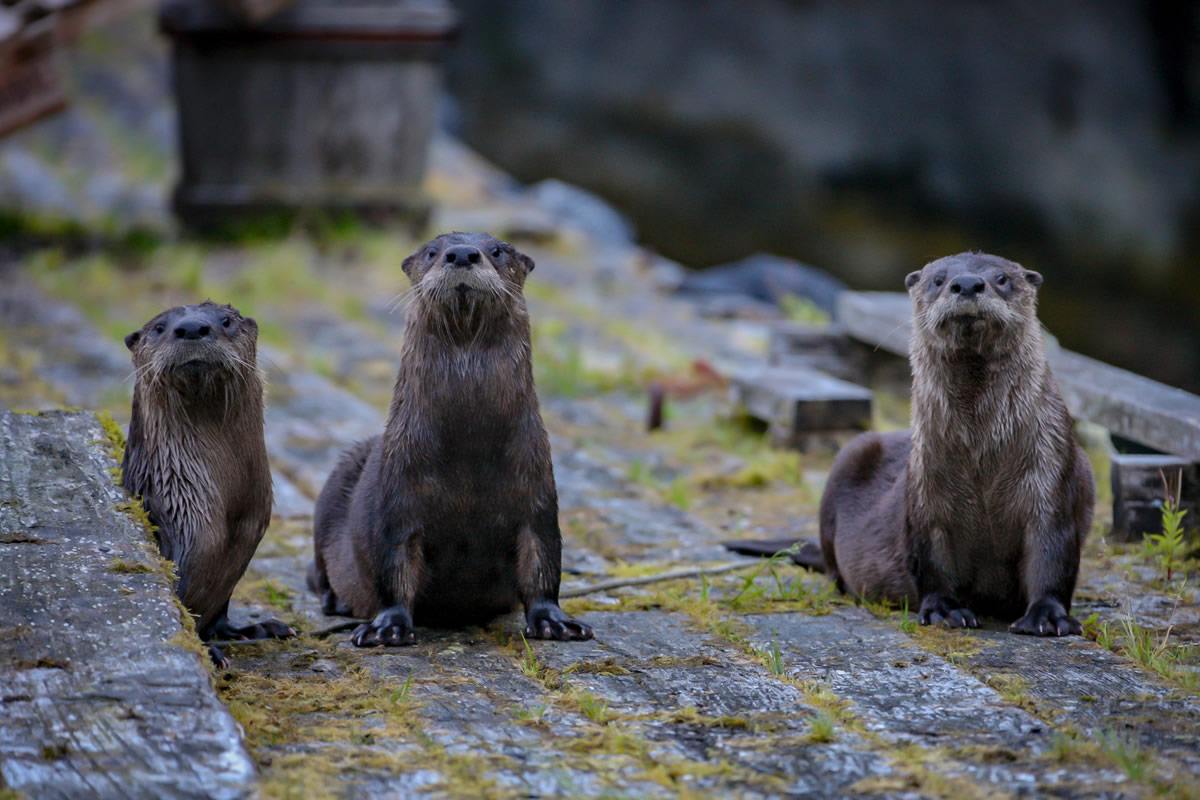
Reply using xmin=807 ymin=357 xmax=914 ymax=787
xmin=834 ymin=290 xmax=1200 ymax=461
xmin=50 ymin=0 xmax=159 ymax=45
xmin=1049 ymin=349 xmax=1200 ymax=462
xmin=835 ymin=291 xmax=912 ymax=357
xmin=0 ymin=47 xmax=66 ymax=138
xmin=0 ymin=410 xmax=255 ymax=799
xmin=730 ymin=363 xmax=873 ymax=449
xmin=212 ymin=0 xmax=298 ymax=24
xmin=767 ymin=321 xmax=857 ymax=380
xmin=1110 ymin=453 xmax=1199 ymax=541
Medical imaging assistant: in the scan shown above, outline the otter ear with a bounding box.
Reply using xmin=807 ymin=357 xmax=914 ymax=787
xmin=124 ymin=331 xmax=140 ymax=350
xmin=401 ymin=252 xmax=417 ymax=279
xmin=518 ymin=252 xmax=535 ymax=273
xmin=1024 ymin=270 xmax=1043 ymax=288
xmin=904 ymin=271 xmax=922 ymax=290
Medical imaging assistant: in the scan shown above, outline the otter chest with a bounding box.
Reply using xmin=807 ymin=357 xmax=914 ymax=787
xmin=922 ymin=436 xmax=1043 ymax=599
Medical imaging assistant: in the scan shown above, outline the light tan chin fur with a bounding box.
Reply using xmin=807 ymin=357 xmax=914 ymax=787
xmin=413 ymin=266 xmax=523 ymax=347
xmin=918 ymin=295 xmax=1032 ymax=356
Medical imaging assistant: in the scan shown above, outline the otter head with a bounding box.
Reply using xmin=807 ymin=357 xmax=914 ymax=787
xmin=125 ymin=302 xmax=260 ymax=400
xmin=905 ymin=252 xmax=1043 ymax=355
xmin=401 ymin=232 xmax=535 ymax=342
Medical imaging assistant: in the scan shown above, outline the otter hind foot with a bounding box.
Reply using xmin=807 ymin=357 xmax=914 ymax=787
xmin=207 ymin=644 xmax=230 ymax=669
xmin=321 ymin=590 xmax=354 ymax=617
xmin=209 ymin=615 xmax=296 ymax=641
xmin=918 ymin=593 xmax=979 ymax=629
xmin=1010 ymin=598 xmax=1081 ymax=637
xmin=351 ymin=606 xmax=416 ymax=647
xmin=524 ymin=598 xmax=594 ymax=641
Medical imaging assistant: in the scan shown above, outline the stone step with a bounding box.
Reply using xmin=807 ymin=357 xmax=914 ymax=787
xmin=744 ymin=608 xmax=1179 ymax=795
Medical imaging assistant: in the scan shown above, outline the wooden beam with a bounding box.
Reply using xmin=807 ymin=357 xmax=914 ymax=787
xmin=730 ymin=363 xmax=873 ymax=450
xmin=833 ymin=290 xmax=1200 ymax=461
xmin=1110 ymin=453 xmax=1199 ymax=541
xmin=0 ymin=47 xmax=66 ymax=138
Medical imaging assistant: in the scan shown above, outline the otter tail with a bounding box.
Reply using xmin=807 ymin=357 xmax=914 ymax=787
xmin=723 ymin=538 xmax=826 ymax=573
xmin=306 ymin=559 xmax=328 ymax=594
xmin=312 ymin=436 xmax=380 ymax=601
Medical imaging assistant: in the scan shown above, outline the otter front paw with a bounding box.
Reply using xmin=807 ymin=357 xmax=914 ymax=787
xmin=1010 ymin=597 xmax=1081 ymax=637
xmin=524 ymin=599 xmax=594 ymax=641
xmin=918 ymin=593 xmax=979 ymax=629
xmin=351 ymin=607 xmax=416 ymax=647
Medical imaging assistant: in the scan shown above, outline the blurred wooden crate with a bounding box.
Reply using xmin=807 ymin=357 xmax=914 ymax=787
xmin=160 ymin=0 xmax=459 ymax=229
xmin=0 ymin=0 xmax=156 ymax=138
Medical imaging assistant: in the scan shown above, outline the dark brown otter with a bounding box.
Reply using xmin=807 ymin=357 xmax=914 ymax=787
xmin=123 ymin=302 xmax=292 ymax=665
xmin=819 ymin=252 xmax=1094 ymax=635
xmin=308 ymin=232 xmax=594 ymax=647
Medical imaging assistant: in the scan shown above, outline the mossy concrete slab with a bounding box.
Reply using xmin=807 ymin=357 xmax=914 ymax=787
xmin=0 ymin=410 xmax=254 ymax=799
xmin=745 ymin=609 xmax=1164 ymax=796
xmin=963 ymin=628 xmax=1200 ymax=776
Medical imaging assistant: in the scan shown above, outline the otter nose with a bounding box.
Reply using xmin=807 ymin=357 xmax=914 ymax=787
xmin=949 ymin=274 xmax=986 ymax=298
xmin=444 ymin=245 xmax=481 ymax=268
xmin=174 ymin=318 xmax=212 ymax=340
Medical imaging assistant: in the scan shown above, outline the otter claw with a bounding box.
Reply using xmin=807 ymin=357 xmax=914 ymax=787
xmin=918 ymin=594 xmax=979 ymax=629
xmin=351 ymin=607 xmax=416 ymax=648
xmin=524 ymin=599 xmax=594 ymax=641
xmin=207 ymin=644 xmax=230 ymax=669
xmin=1011 ymin=597 xmax=1081 ymax=637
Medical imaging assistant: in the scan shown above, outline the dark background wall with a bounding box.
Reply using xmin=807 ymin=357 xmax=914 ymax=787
xmin=444 ymin=0 xmax=1200 ymax=391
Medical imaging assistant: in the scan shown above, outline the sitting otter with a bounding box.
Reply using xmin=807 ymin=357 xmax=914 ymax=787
xmin=818 ymin=253 xmax=1094 ymax=635
xmin=309 ymin=232 xmax=594 ymax=646
xmin=123 ymin=302 xmax=292 ymax=665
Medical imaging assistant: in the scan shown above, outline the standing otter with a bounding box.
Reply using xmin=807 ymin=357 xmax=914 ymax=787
xmin=819 ymin=253 xmax=1094 ymax=635
xmin=309 ymin=232 xmax=594 ymax=646
xmin=123 ymin=302 xmax=292 ymax=664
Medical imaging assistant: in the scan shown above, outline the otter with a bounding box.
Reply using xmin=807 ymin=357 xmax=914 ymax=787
xmin=308 ymin=232 xmax=594 ymax=647
xmin=818 ymin=252 xmax=1094 ymax=635
xmin=123 ymin=302 xmax=292 ymax=665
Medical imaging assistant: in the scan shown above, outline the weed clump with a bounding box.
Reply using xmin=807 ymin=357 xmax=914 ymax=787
xmin=109 ymin=558 xmax=154 ymax=574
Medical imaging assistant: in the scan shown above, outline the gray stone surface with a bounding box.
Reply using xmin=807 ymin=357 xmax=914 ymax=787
xmin=0 ymin=410 xmax=255 ymax=800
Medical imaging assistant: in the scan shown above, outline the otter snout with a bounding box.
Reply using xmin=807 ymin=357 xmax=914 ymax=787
xmin=949 ymin=274 xmax=985 ymax=298
xmin=174 ymin=315 xmax=213 ymax=340
xmin=445 ymin=245 xmax=482 ymax=269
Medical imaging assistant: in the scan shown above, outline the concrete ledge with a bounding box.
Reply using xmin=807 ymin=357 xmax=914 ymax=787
xmin=0 ymin=410 xmax=254 ymax=800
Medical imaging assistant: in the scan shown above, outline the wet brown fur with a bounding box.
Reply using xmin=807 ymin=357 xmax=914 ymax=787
xmin=309 ymin=232 xmax=593 ymax=646
xmin=122 ymin=302 xmax=287 ymax=658
xmin=820 ymin=252 xmax=1094 ymax=635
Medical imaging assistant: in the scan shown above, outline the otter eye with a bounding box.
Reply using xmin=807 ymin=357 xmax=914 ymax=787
xmin=427 ymin=249 xmax=437 ymax=261
xmin=221 ymin=316 xmax=232 ymax=328
xmin=933 ymin=276 xmax=944 ymax=287
xmin=154 ymin=323 xmax=165 ymax=334
xmin=491 ymin=246 xmax=502 ymax=258
xmin=996 ymin=274 xmax=1008 ymax=286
